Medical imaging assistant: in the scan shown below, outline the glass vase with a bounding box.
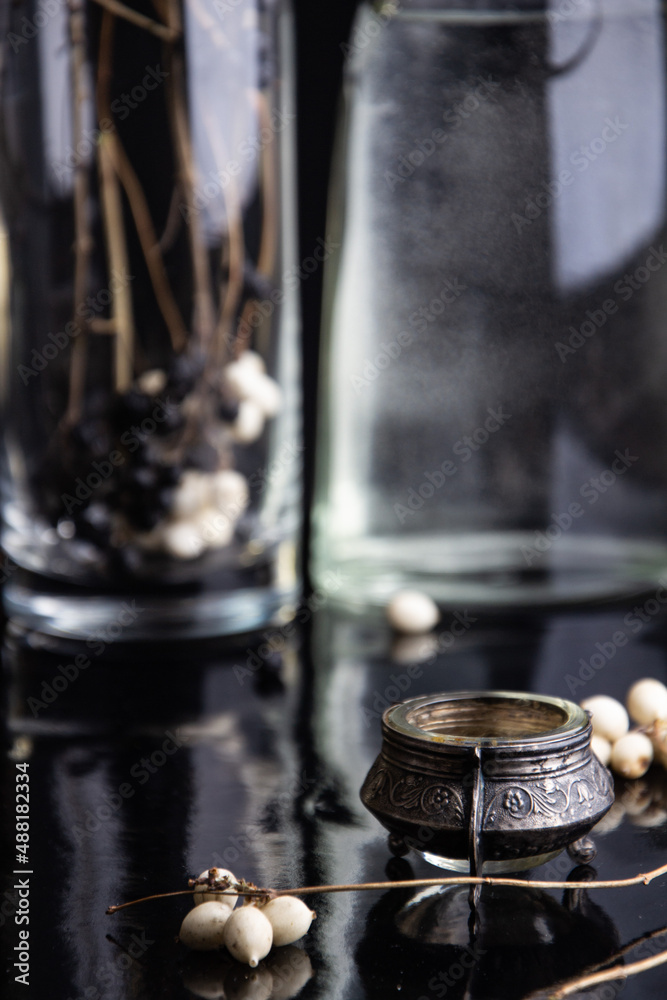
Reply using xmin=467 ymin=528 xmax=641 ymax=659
xmin=312 ymin=0 xmax=667 ymax=611
xmin=0 ymin=0 xmax=300 ymax=638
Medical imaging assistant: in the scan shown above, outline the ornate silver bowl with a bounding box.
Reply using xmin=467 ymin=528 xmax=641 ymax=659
xmin=360 ymin=690 xmax=614 ymax=874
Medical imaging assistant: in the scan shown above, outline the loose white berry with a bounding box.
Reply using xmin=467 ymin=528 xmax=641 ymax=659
xmin=627 ymin=678 xmax=667 ymax=726
xmin=259 ymin=896 xmax=316 ymax=947
xmin=225 ymin=359 xmax=263 ymax=400
xmin=137 ymin=368 xmax=167 ymax=396
xmin=590 ymin=734 xmax=612 ymax=767
xmin=580 ymin=695 xmax=629 ymax=743
xmin=197 ymin=507 xmax=235 ymax=549
xmin=194 ymin=868 xmax=238 ymax=908
xmin=163 ymin=520 xmax=206 ymax=560
xmin=239 ymin=350 xmax=266 ymax=374
xmin=172 ymin=471 xmax=213 ymax=518
xmin=232 ymin=400 xmax=265 ymax=444
xmin=180 ymin=901 xmax=234 ymax=951
xmin=610 ymin=732 xmax=654 ymax=779
xmin=223 ymin=904 xmax=273 ymax=968
xmin=386 ymin=590 xmax=440 ymax=634
xmin=212 ymin=470 xmax=249 ymax=515
xmin=251 ymin=373 xmax=282 ymax=418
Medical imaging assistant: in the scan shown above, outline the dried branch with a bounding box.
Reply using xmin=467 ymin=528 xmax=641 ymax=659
xmin=545 ymin=947 xmax=667 ymax=999
xmin=96 ymin=9 xmax=187 ymax=357
xmin=256 ymin=91 xmax=277 ymax=280
xmin=164 ymin=0 xmax=216 ymax=347
xmin=96 ymin=11 xmax=135 ymax=390
xmin=89 ymin=0 xmax=179 ymax=42
xmin=66 ymin=0 xmax=93 ymax=425
xmin=106 ymin=861 xmax=667 ymax=915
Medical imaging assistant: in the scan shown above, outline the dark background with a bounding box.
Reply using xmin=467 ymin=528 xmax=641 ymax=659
xmin=292 ymin=0 xmax=359 ymax=577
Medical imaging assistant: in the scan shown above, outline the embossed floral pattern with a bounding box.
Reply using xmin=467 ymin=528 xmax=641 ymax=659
xmin=420 ymin=785 xmax=450 ymax=814
xmin=503 ymin=788 xmax=532 ymax=818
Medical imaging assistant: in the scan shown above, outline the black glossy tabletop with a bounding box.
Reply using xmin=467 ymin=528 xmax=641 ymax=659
xmin=2 ymin=604 xmax=667 ymax=1000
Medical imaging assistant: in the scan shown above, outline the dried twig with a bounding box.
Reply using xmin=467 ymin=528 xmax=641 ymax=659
xmin=66 ymin=0 xmax=93 ymax=425
xmin=96 ymin=9 xmax=187 ymax=357
xmin=164 ymin=0 xmax=216 ymax=347
xmin=106 ymin=861 xmax=667 ymax=915
xmin=544 ymin=947 xmax=667 ymax=999
xmin=90 ymin=0 xmax=179 ymax=41
xmin=97 ymin=11 xmax=134 ymax=391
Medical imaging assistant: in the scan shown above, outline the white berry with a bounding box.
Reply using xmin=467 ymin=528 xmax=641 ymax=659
xmin=212 ymin=470 xmax=249 ymax=516
xmin=163 ymin=520 xmax=205 ymax=560
xmin=194 ymin=868 xmax=238 ymax=907
xmin=259 ymin=896 xmax=316 ymax=947
xmin=252 ymin=373 xmax=282 ymax=418
xmin=197 ymin=507 xmax=235 ymax=549
xmin=172 ymin=471 xmax=213 ymax=518
xmin=590 ymin=734 xmax=612 ymax=767
xmin=626 ymin=678 xmax=667 ymax=726
xmin=386 ymin=590 xmax=440 ymax=634
xmin=223 ymin=905 xmax=273 ymax=967
xmin=180 ymin=901 xmax=234 ymax=950
xmin=610 ymin=732 xmax=654 ymax=779
xmin=580 ymin=695 xmax=629 ymax=742
xmin=239 ymin=350 xmax=266 ymax=374
xmin=225 ymin=358 xmax=263 ymax=400
xmin=232 ymin=400 xmax=265 ymax=444
xmin=137 ymin=368 xmax=167 ymax=396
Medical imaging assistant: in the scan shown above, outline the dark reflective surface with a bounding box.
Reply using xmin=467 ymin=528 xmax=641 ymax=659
xmin=2 ymin=605 xmax=667 ymax=999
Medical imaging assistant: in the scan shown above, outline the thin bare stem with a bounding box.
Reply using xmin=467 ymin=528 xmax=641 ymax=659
xmin=66 ymin=0 xmax=93 ymax=425
xmin=253 ymin=91 xmax=278 ymax=361
xmin=545 ymin=947 xmax=667 ymax=999
xmin=97 ymin=12 xmax=135 ymax=390
xmin=96 ymin=10 xmax=187 ymax=357
xmin=256 ymin=91 xmax=277 ymax=279
xmin=165 ymin=0 xmax=216 ymax=347
xmin=90 ymin=0 xmax=178 ymax=41
xmin=106 ymin=861 xmax=667 ymax=915
xmin=271 ymin=862 xmax=667 ymax=896
xmin=105 ymin=133 xmax=188 ymax=352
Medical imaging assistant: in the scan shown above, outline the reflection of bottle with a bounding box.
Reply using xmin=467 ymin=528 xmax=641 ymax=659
xmin=0 ymin=0 xmax=300 ymax=638
xmin=312 ymin=0 xmax=667 ymax=611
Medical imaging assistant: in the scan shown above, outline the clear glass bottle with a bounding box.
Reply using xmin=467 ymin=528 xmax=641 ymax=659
xmin=312 ymin=0 xmax=667 ymax=611
xmin=0 ymin=0 xmax=300 ymax=638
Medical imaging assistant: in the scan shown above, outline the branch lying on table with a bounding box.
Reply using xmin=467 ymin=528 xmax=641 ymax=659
xmin=105 ymin=860 xmax=667 ymax=913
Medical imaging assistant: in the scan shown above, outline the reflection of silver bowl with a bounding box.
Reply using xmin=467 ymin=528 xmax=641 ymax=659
xmin=355 ymin=879 xmax=620 ymax=1000
xmin=360 ymin=691 xmax=614 ymax=873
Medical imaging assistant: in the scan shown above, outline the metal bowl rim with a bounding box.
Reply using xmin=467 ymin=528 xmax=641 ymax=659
xmin=384 ymin=690 xmax=588 ymax=748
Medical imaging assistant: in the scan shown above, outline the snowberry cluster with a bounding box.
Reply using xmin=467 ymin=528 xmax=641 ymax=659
xmin=179 ymin=869 xmax=315 ymax=967
xmin=582 ymin=678 xmax=667 ymax=779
